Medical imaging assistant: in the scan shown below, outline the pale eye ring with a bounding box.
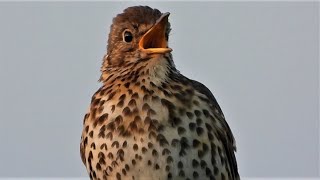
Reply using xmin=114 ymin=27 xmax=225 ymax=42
xmin=123 ymin=30 xmax=133 ymax=43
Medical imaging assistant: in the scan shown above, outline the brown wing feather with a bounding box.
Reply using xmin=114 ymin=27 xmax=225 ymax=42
xmin=190 ymin=79 xmax=240 ymax=179
xmin=80 ymin=138 xmax=86 ymax=165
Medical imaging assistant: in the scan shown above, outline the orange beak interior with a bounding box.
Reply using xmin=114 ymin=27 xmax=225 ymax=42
xmin=139 ymin=12 xmax=172 ymax=54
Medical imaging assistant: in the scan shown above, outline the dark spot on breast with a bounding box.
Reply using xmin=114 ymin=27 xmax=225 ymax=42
xmin=162 ymin=148 xmax=171 ymax=155
xmin=117 ymin=100 xmax=124 ymax=108
xmin=148 ymin=122 xmax=157 ymax=132
xmin=166 ymin=156 xmax=173 ymax=163
xmin=107 ymin=91 xmax=116 ymax=101
xmin=89 ymin=130 xmax=94 ymax=138
xmin=177 ymin=127 xmax=186 ymax=135
xmin=142 ymin=147 xmax=148 ymax=154
xmin=171 ymin=84 xmax=182 ymax=90
xmin=196 ymin=127 xmax=204 ymax=136
xmin=107 ymin=152 xmax=114 ymax=160
xmin=121 ymin=141 xmax=127 ymax=148
xmin=148 ymin=142 xmax=153 ymax=148
xmin=111 ymin=141 xmax=119 ymax=148
xmin=172 ymin=117 xmax=182 ymax=126
xmin=193 ymin=171 xmax=199 ymax=178
xmin=131 ymin=92 xmax=139 ymax=99
xmin=179 ymin=170 xmax=185 ymax=177
xmin=192 ymin=159 xmax=199 ymax=168
xmin=206 ymin=168 xmax=212 ymax=177
xmin=115 ymin=115 xmax=123 ymax=125
xmin=152 ymin=96 xmax=160 ymax=102
xmin=189 ymin=122 xmax=196 ymax=131
xmin=142 ymin=103 xmax=150 ymax=111
xmin=171 ymin=138 xmax=179 ymax=147
xmin=106 ymin=132 xmax=113 ymax=140
xmin=92 ymin=98 xmax=100 ymax=106
xmin=98 ymin=106 xmax=104 ymax=113
xmin=128 ymin=99 xmax=137 ymax=107
xmin=117 ymin=149 xmax=125 ymax=161
xmin=83 ymin=137 xmax=88 ymax=146
xmin=133 ymin=144 xmax=138 ymax=151
xmin=144 ymin=116 xmax=151 ymax=124
xmin=152 ymin=149 xmax=158 ymax=157
xmin=147 ymin=109 xmax=156 ymax=116
xmin=165 ymin=165 xmax=170 ymax=172
xmin=124 ymin=82 xmax=130 ymax=88
xmin=84 ymin=125 xmax=89 ymax=133
xmin=196 ymin=118 xmax=202 ymax=126
xmin=200 ymin=160 xmax=207 ymax=168
xmin=163 ymin=90 xmax=172 ymax=97
xmin=150 ymin=81 xmax=156 ymax=87
xmin=99 ymin=157 xmax=106 ymax=166
xmin=100 ymin=143 xmax=107 ymax=150
xmin=122 ymin=168 xmax=127 ymax=176
xmin=122 ymin=107 xmax=132 ymax=116
xmin=129 ymin=121 xmax=138 ymax=131
xmin=148 ymin=131 xmax=157 ymax=139
xmin=157 ymin=124 xmax=165 ymax=132
xmin=97 ymin=113 xmax=108 ymax=125
xmin=119 ymin=94 xmax=126 ymax=101
xmin=125 ymin=164 xmax=130 ymax=171
xmin=156 ymin=134 xmax=169 ymax=146
xmin=96 ymin=163 xmax=101 ymax=171
xmin=106 ymin=122 xmax=115 ymax=131
xmin=203 ymin=109 xmax=210 ymax=117
xmin=179 ymin=137 xmax=189 ymax=156
xmin=111 ymin=105 xmax=115 ymax=113
xmin=143 ymin=94 xmax=150 ymax=101
xmin=116 ymin=172 xmax=121 ymax=180
xmin=194 ymin=110 xmax=201 ymax=117
xmin=90 ymin=142 xmax=96 ymax=149
xmin=83 ymin=113 xmax=90 ymax=124
xmin=205 ymin=123 xmax=213 ymax=131
xmin=193 ymin=139 xmax=201 ymax=148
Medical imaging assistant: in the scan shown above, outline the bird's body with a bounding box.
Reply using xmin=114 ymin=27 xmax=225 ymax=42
xmin=81 ymin=6 xmax=239 ymax=180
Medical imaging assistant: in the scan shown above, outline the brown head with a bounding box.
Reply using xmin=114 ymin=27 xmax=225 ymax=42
xmin=101 ymin=6 xmax=174 ymax=81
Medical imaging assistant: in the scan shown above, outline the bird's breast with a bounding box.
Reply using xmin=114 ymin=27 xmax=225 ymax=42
xmin=81 ymin=77 xmax=228 ymax=179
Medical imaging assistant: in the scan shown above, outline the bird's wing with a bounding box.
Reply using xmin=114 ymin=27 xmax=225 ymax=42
xmin=190 ymin=79 xmax=240 ymax=179
xmin=80 ymin=137 xmax=86 ymax=165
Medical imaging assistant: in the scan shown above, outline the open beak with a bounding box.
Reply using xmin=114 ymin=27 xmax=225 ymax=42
xmin=139 ymin=12 xmax=172 ymax=54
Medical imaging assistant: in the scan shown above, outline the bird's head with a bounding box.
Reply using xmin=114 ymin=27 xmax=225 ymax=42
xmin=100 ymin=6 xmax=176 ymax=84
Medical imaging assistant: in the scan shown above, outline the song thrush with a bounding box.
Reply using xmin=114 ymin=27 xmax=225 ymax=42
xmin=80 ymin=6 xmax=240 ymax=180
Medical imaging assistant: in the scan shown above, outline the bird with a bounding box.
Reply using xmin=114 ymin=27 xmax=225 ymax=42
xmin=80 ymin=6 xmax=240 ymax=180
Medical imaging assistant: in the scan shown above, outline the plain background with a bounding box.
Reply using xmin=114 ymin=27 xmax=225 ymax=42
xmin=0 ymin=1 xmax=318 ymax=178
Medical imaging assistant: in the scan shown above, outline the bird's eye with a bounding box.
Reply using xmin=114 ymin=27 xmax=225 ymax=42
xmin=123 ymin=30 xmax=133 ymax=43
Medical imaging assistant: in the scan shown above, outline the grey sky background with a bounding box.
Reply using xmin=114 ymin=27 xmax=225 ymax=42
xmin=0 ymin=1 xmax=318 ymax=178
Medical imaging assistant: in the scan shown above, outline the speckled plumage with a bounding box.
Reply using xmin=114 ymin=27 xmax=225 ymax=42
xmin=80 ymin=6 xmax=239 ymax=180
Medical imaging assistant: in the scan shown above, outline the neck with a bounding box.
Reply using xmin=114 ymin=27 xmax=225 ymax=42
xmin=99 ymin=54 xmax=177 ymax=88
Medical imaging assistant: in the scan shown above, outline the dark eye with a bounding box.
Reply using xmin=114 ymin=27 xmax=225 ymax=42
xmin=123 ymin=30 xmax=133 ymax=43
